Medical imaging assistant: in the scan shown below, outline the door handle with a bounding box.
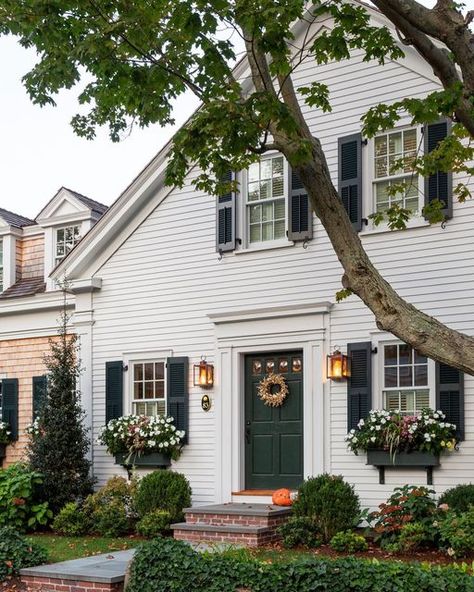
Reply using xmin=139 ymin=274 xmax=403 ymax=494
xmin=245 ymin=426 xmax=251 ymax=444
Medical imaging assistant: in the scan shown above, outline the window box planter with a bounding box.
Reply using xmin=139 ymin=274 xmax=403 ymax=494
xmin=114 ymin=451 xmax=171 ymax=468
xmin=367 ymin=449 xmax=439 ymax=485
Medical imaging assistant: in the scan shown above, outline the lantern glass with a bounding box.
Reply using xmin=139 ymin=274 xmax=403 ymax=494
xmin=194 ymin=360 xmax=214 ymax=388
xmin=327 ymin=351 xmax=350 ymax=381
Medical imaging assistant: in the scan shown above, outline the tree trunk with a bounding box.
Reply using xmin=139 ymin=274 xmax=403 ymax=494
xmin=291 ymin=135 xmax=474 ymax=374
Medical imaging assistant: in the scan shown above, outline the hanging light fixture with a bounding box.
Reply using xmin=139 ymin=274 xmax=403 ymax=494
xmin=193 ymin=357 xmax=214 ymax=388
xmin=327 ymin=347 xmax=350 ymax=381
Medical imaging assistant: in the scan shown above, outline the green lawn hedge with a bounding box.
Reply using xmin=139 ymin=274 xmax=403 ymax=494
xmin=126 ymin=538 xmax=474 ymax=592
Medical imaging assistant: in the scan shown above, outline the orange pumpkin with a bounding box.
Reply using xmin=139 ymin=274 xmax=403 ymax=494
xmin=272 ymin=488 xmax=293 ymax=506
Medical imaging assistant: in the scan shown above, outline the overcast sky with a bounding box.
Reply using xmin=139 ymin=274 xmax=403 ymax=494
xmin=0 ymin=36 xmax=199 ymax=218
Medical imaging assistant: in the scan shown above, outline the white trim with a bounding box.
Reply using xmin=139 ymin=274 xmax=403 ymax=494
xmin=0 ymin=292 xmax=73 ymax=316
xmin=211 ymin=303 xmax=327 ymax=502
xmin=209 ymin=302 xmax=332 ymax=325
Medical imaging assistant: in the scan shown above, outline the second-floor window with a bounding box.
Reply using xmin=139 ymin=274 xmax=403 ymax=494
xmin=246 ymin=155 xmax=286 ymax=244
xmin=373 ymin=127 xmax=421 ymax=215
xmin=55 ymin=225 xmax=80 ymax=265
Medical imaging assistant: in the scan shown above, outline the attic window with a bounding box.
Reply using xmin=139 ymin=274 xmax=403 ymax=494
xmin=55 ymin=225 xmax=81 ymax=265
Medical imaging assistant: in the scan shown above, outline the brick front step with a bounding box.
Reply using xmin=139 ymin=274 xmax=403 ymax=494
xmin=172 ymin=523 xmax=281 ymax=547
xmin=184 ymin=503 xmax=292 ymax=528
xmin=172 ymin=503 xmax=292 ymax=547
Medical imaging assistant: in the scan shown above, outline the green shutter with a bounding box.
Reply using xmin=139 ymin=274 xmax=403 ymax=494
xmin=2 ymin=378 xmax=19 ymax=440
xmin=347 ymin=342 xmax=372 ymax=431
xmin=105 ymin=361 xmax=124 ymax=423
xmin=436 ymin=362 xmax=464 ymax=440
xmin=32 ymin=375 xmax=47 ymax=419
xmin=338 ymin=133 xmax=363 ymax=231
xmin=217 ymin=170 xmax=237 ymax=253
xmin=167 ymin=357 xmax=189 ymax=444
xmin=288 ymin=168 xmax=313 ymax=241
xmin=424 ymin=120 xmax=452 ymax=220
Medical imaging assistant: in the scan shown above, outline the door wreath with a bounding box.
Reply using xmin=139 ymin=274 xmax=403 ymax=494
xmin=257 ymin=373 xmax=289 ymax=407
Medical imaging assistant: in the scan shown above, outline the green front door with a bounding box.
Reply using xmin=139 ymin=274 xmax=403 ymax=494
xmin=245 ymin=351 xmax=304 ymax=490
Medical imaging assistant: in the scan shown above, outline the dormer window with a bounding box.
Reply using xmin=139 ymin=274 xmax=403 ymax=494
xmin=55 ymin=225 xmax=80 ymax=266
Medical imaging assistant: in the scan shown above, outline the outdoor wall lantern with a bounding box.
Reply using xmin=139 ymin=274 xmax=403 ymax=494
xmin=194 ymin=357 xmax=214 ymax=388
xmin=327 ymin=347 xmax=350 ymax=381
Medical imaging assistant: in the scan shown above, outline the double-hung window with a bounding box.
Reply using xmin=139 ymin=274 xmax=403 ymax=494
xmin=55 ymin=225 xmax=81 ymax=265
xmin=132 ymin=361 xmax=166 ymax=417
xmin=382 ymin=343 xmax=430 ymax=414
xmin=246 ymin=155 xmax=286 ymax=245
xmin=373 ymin=127 xmax=421 ymax=215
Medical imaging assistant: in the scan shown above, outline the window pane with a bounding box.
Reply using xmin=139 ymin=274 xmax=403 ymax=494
xmin=144 ymin=363 xmax=154 ymax=380
xmin=248 ymin=182 xmax=260 ymax=201
xmin=385 ymin=392 xmax=400 ymax=411
xmin=414 ymin=365 xmax=428 ymax=386
xmin=155 ymin=381 xmax=165 ymax=398
xmin=260 ymin=179 xmax=271 ymax=200
xmin=389 ymin=132 xmax=402 ymax=154
xmin=262 ymin=202 xmax=273 ymax=222
xmin=134 ymin=364 xmax=143 ymax=381
xmin=249 ymin=224 xmax=261 ymax=243
xmin=404 ymin=129 xmax=417 ymax=152
xmin=414 ymin=350 xmax=427 ymax=364
xmin=384 ymin=366 xmax=397 ymax=387
xmin=262 ymin=222 xmax=273 ymax=241
xmin=274 ymin=199 xmax=285 ymax=220
xmin=376 ymin=181 xmax=390 ymax=210
xmin=144 ymin=381 xmax=154 ymax=399
xmin=133 ymin=402 xmax=146 ymax=415
xmin=384 ymin=345 xmax=398 ymax=365
xmin=250 ymin=204 xmax=261 ymax=223
xmin=260 ymin=159 xmax=272 ymax=179
xmin=248 ymin=163 xmax=259 ymax=183
xmin=157 ymin=401 xmax=166 ymax=415
xmin=274 ymin=220 xmax=285 ymax=239
xmin=375 ymin=157 xmax=387 ymax=179
xmin=272 ymin=157 xmax=284 ymax=176
xmin=155 ymin=363 xmax=164 ymax=380
xmin=375 ymin=136 xmax=387 ymax=157
xmin=134 ymin=382 xmax=144 ymax=400
xmin=401 ymin=390 xmax=415 ymax=412
xmin=399 ymin=344 xmax=412 ymax=365
xmin=416 ymin=390 xmax=430 ymax=410
xmin=399 ymin=366 xmax=413 ymax=387
xmin=272 ymin=176 xmax=284 ymax=197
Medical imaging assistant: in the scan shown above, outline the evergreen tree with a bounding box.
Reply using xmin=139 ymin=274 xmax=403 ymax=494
xmin=28 ymin=290 xmax=94 ymax=512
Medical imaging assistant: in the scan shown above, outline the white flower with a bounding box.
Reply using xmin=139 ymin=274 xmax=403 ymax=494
xmin=370 ymin=436 xmax=376 ymax=442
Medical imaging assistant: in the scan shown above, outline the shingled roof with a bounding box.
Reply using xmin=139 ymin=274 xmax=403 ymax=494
xmin=62 ymin=188 xmax=108 ymax=216
xmin=0 ymin=207 xmax=35 ymax=228
xmin=0 ymin=277 xmax=46 ymax=299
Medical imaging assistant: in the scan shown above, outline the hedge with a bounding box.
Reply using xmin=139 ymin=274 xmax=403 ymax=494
xmin=126 ymin=537 xmax=474 ymax=592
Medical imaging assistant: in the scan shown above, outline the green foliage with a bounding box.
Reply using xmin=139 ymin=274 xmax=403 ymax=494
xmin=330 ymin=530 xmax=368 ymax=553
xmin=127 ymin=536 xmax=474 ymax=592
xmin=135 ymin=470 xmax=191 ymax=522
xmin=370 ymin=485 xmax=437 ymax=544
xmin=27 ymin=309 xmax=93 ymax=513
xmin=83 ymin=476 xmax=138 ymax=537
xmin=438 ymin=483 xmax=474 ymax=514
xmin=0 ymin=463 xmax=52 ymax=532
xmin=276 ymin=516 xmax=321 ymax=549
xmin=52 ymin=502 xmax=89 ymax=537
xmin=439 ymin=508 xmax=474 ymax=557
xmin=292 ymin=474 xmax=360 ymax=542
xmin=397 ymin=521 xmax=434 ymax=553
xmin=0 ymin=526 xmax=48 ymax=582
xmin=136 ymin=510 xmax=172 ymax=538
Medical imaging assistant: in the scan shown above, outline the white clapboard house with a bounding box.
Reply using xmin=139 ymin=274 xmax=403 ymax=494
xmin=42 ymin=2 xmax=472 ymax=535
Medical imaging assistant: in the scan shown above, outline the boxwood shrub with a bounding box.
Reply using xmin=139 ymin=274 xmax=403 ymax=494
xmin=127 ymin=537 xmax=474 ymax=592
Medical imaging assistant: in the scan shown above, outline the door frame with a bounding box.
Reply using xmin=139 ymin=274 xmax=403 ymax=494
xmin=209 ymin=302 xmax=330 ymax=502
